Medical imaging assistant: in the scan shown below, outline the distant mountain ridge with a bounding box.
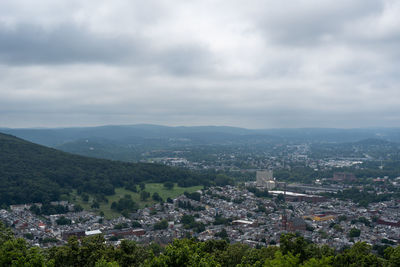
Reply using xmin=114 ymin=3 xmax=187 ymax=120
xmin=2 ymin=124 xmax=400 ymax=147
xmin=2 ymin=125 xmax=400 ymax=163
xmin=0 ymin=124 xmax=254 ymax=146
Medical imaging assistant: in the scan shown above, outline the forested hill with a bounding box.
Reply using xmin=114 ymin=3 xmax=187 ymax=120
xmin=0 ymin=132 xmax=210 ymax=206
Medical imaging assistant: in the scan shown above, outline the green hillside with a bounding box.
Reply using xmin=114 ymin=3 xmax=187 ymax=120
xmin=0 ymin=132 xmax=212 ymax=206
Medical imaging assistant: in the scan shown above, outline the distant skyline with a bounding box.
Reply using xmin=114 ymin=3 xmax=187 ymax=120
xmin=1 ymin=1 xmax=400 ymax=128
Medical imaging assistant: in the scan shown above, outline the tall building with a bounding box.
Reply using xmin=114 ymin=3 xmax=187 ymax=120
xmin=256 ymin=170 xmax=275 ymax=189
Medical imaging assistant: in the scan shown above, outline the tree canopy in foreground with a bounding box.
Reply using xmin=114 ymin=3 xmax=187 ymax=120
xmin=1 ymin=222 xmax=399 ymax=266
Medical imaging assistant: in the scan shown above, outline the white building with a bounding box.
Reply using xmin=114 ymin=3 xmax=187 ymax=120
xmin=256 ymin=170 xmax=276 ymax=189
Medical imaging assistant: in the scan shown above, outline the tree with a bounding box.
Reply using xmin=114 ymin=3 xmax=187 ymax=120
xmin=29 ymin=204 xmax=41 ymax=215
xmin=302 ymin=256 xmax=333 ymax=267
xmin=213 ymin=214 xmax=229 ymax=225
xmin=358 ymin=217 xmax=371 ymax=227
xmin=121 ymin=210 xmax=130 ymax=218
xmin=181 ymin=215 xmax=195 ymax=225
xmin=140 ymin=191 xmax=150 ymax=201
xmin=132 ymin=221 xmax=142 ymax=228
xmin=48 ymin=235 xmax=114 ymax=267
xmin=257 ymin=204 xmax=266 ymax=213
xmin=111 ymin=194 xmax=137 ymax=213
xmin=24 ymin=233 xmax=34 ymax=240
xmin=130 ymin=185 xmax=138 ymax=192
xmin=114 ymin=240 xmax=151 ymax=266
xmin=139 ymin=182 xmax=146 ymax=191
xmin=146 ymin=239 xmax=220 ymax=266
xmin=333 ymin=224 xmax=343 ymax=232
xmin=163 ymin=182 xmax=174 ymax=190
xmin=0 ymin=222 xmax=48 ymax=266
xmin=215 ymin=174 xmax=233 ymax=186
xmin=56 ymin=216 xmax=72 ymax=225
xmin=152 ymin=192 xmax=162 ymax=202
xmin=333 ymin=242 xmax=382 ymax=266
xmin=95 ymin=258 xmax=119 ymax=267
xmin=349 ymin=228 xmax=361 ymax=238
xmin=0 ymin=222 xmax=13 ymax=245
xmin=215 ymin=229 xmax=228 ymax=239
xmin=385 ymin=246 xmax=400 ymax=266
xmin=0 ymin=239 xmax=48 ymax=266
xmin=114 ymin=222 xmax=129 ymax=230
xmin=91 ymin=201 xmax=100 ymax=209
xmin=215 ymin=242 xmax=250 ymax=266
xmin=184 ymin=191 xmax=201 ymax=201
xmin=74 ymin=204 xmax=83 ymax=212
xmin=277 ymin=193 xmax=285 ymax=202
xmin=153 ymin=220 xmax=168 ymax=230
xmin=82 ymin=193 xmax=89 ymax=202
xmin=279 ymin=233 xmax=315 ymax=263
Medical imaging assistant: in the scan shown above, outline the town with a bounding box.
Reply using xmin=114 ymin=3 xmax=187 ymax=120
xmin=2 ymin=170 xmax=399 ymax=254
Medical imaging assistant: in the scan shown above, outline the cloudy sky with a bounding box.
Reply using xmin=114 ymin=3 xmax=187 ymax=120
xmin=0 ymin=0 xmax=399 ymax=129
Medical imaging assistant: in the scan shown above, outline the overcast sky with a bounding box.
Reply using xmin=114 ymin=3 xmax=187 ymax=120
xmin=1 ymin=0 xmax=399 ymax=129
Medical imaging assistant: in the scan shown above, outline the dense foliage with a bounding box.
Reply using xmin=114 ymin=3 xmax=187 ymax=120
xmin=0 ymin=133 xmax=220 ymax=206
xmin=1 ymin=222 xmax=399 ymax=266
xmin=110 ymin=195 xmax=138 ymax=213
xmin=326 ymin=187 xmax=394 ymax=207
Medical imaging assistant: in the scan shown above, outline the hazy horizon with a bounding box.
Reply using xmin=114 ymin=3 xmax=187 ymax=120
xmin=1 ymin=1 xmax=400 ymax=128
xmin=2 ymin=123 xmax=400 ymax=131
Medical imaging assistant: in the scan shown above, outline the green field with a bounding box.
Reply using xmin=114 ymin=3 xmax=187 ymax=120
xmin=68 ymin=183 xmax=203 ymax=219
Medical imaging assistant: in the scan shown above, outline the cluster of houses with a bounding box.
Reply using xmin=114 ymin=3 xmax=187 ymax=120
xmin=1 ymin=184 xmax=399 ymax=250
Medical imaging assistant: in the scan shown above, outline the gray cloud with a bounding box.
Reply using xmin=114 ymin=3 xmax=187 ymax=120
xmin=0 ymin=0 xmax=400 ymax=128
xmin=0 ymin=23 xmax=214 ymax=76
xmin=0 ymin=23 xmax=135 ymax=64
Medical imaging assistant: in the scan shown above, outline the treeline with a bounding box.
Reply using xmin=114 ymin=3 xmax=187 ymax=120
xmin=1 ymin=223 xmax=399 ymax=266
xmin=274 ymin=162 xmax=400 ymax=184
xmin=0 ymin=133 xmax=227 ymax=207
xmin=274 ymin=167 xmax=323 ymax=184
xmin=324 ymin=188 xmax=394 ymax=207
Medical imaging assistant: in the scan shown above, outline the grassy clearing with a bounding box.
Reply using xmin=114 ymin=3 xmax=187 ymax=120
xmin=68 ymin=183 xmax=203 ymax=219
xmin=143 ymin=183 xmax=203 ymax=202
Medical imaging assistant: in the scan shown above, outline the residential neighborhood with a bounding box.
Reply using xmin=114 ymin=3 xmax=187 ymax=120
xmin=2 ymin=183 xmax=399 ymax=251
